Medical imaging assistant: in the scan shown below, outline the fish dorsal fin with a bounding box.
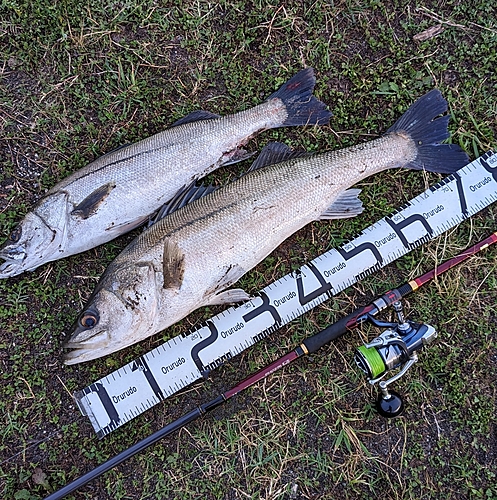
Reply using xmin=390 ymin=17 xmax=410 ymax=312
xmin=318 ymin=189 xmax=364 ymax=220
xmin=72 ymin=182 xmax=116 ymax=219
xmin=149 ymin=142 xmax=313 ymax=226
xmin=149 ymin=142 xmax=311 ymax=226
xmin=170 ymin=110 xmax=221 ymax=127
xmin=162 ymin=240 xmax=185 ymax=289
xmin=149 ymin=182 xmax=217 ymax=226
xmin=248 ymin=142 xmax=311 ymax=172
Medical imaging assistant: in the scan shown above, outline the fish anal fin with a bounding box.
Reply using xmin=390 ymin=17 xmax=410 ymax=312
xmin=318 ymin=189 xmax=364 ymax=220
xmin=150 ymin=143 xmax=307 ymax=225
xmin=207 ymin=288 xmax=251 ymax=305
xmin=72 ymin=182 xmax=116 ymax=219
xmin=163 ymin=240 xmax=185 ymax=289
xmin=248 ymin=142 xmax=311 ymax=172
xmin=170 ymin=110 xmax=221 ymax=127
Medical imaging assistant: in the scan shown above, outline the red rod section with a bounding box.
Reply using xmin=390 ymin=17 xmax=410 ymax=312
xmin=224 ymin=350 xmax=300 ymax=399
xmin=411 ymin=231 xmax=497 ymax=289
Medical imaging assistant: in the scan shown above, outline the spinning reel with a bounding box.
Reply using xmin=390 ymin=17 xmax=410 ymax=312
xmin=354 ymin=301 xmax=437 ymax=418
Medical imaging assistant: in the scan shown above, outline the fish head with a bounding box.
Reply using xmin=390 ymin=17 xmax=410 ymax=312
xmin=0 ymin=193 xmax=70 ymax=278
xmin=63 ymin=262 xmax=160 ymax=364
xmin=0 ymin=212 xmax=63 ymax=278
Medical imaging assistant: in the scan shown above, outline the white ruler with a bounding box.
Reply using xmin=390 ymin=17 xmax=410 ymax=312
xmin=75 ymin=151 xmax=497 ymax=438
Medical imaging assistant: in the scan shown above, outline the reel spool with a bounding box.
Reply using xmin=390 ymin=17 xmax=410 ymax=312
xmin=354 ymin=301 xmax=437 ymax=418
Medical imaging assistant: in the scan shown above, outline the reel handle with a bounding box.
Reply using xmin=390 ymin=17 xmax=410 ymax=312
xmin=376 ymin=385 xmax=404 ymax=418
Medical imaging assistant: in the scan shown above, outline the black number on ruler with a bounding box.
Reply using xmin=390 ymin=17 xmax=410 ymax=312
xmin=191 ymin=321 xmax=219 ymax=377
xmin=242 ymin=291 xmax=282 ymax=328
xmin=454 ymin=172 xmax=469 ymax=217
xmin=429 ymin=173 xmax=469 ymax=217
xmin=385 ymin=214 xmax=433 ymax=248
xmin=132 ymin=357 xmax=164 ymax=401
xmin=295 ymin=262 xmax=332 ymax=306
xmin=80 ymin=383 xmax=120 ymax=438
xmin=337 ymin=241 xmax=383 ymax=267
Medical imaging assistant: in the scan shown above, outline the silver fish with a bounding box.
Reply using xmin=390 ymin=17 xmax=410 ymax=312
xmin=63 ymin=90 xmax=468 ymax=364
xmin=0 ymin=68 xmax=331 ymax=278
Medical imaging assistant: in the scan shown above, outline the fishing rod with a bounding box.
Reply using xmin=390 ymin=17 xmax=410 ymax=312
xmin=44 ymin=231 xmax=497 ymax=500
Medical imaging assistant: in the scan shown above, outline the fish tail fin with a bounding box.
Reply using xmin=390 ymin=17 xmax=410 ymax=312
xmin=267 ymin=68 xmax=332 ymax=127
xmin=387 ymin=89 xmax=469 ymax=174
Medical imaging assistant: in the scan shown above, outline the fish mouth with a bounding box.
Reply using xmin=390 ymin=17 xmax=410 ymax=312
xmin=0 ymin=247 xmax=28 ymax=278
xmin=0 ymin=260 xmax=21 ymax=278
xmin=62 ymin=328 xmax=111 ymax=365
xmin=63 ymin=346 xmax=109 ymax=365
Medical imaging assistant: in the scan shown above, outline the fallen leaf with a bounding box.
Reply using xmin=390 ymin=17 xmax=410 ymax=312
xmin=32 ymin=467 xmax=48 ymax=487
xmin=413 ymin=25 xmax=445 ymax=41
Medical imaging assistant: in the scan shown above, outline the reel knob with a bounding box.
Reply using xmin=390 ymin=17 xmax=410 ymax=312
xmin=376 ymin=389 xmax=404 ymax=418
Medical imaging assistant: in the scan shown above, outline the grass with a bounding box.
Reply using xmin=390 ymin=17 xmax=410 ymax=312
xmin=1 ymin=0 xmax=496 ymax=499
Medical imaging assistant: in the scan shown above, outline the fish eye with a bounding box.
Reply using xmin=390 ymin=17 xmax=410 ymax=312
xmin=9 ymin=226 xmax=22 ymax=243
xmin=80 ymin=312 xmax=98 ymax=328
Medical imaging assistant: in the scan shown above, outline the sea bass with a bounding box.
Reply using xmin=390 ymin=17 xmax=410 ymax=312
xmin=63 ymin=90 xmax=468 ymax=364
xmin=0 ymin=68 xmax=331 ymax=278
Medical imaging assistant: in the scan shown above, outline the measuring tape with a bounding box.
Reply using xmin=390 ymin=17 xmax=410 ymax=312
xmin=75 ymin=151 xmax=497 ymax=438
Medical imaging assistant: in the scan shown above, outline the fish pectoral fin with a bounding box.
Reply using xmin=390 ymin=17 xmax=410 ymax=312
xmin=248 ymin=142 xmax=311 ymax=172
xmin=318 ymin=189 xmax=364 ymax=220
xmin=207 ymin=288 xmax=251 ymax=305
xmin=72 ymin=182 xmax=116 ymax=219
xmin=162 ymin=240 xmax=185 ymax=289
xmin=170 ymin=110 xmax=221 ymax=127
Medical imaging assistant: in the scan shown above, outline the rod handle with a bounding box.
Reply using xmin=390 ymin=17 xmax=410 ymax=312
xmin=301 ymin=304 xmax=373 ymax=354
xmin=301 ymin=287 xmax=409 ymax=355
